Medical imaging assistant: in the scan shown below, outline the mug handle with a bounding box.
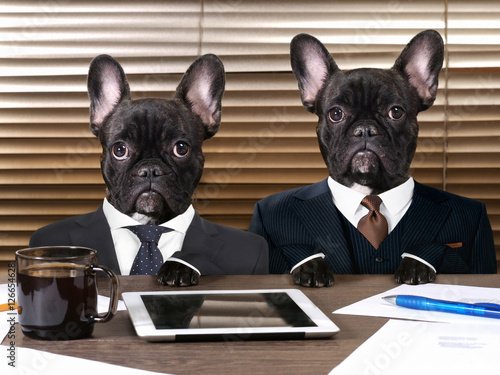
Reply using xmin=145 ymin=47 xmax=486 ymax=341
xmin=89 ymin=264 xmax=120 ymax=323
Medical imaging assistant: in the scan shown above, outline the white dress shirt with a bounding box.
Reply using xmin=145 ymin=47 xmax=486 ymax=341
xmin=292 ymin=177 xmax=436 ymax=272
xmin=328 ymin=176 xmax=414 ymax=233
xmin=102 ymin=198 xmax=198 ymax=275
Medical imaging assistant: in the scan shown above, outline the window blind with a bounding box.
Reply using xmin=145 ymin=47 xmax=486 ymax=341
xmin=1 ymin=0 xmax=498 ymax=273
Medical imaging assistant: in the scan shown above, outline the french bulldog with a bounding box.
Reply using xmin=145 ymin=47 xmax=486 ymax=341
xmin=289 ymin=30 xmax=444 ymax=286
xmin=88 ymin=53 xmax=224 ymax=286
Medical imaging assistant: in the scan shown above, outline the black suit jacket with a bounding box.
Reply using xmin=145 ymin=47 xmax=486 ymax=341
xmin=249 ymin=179 xmax=496 ymax=275
xmin=30 ymin=206 xmax=269 ymax=276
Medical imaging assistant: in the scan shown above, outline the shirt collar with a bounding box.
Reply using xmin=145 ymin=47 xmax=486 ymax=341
xmin=328 ymin=177 xmax=366 ymax=218
xmin=379 ymin=178 xmax=415 ymax=216
xmin=327 ymin=176 xmax=414 ymax=216
xmin=102 ymin=198 xmax=195 ymax=235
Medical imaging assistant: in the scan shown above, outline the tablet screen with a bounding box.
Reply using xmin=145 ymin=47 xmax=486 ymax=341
xmin=141 ymin=292 xmax=317 ymax=329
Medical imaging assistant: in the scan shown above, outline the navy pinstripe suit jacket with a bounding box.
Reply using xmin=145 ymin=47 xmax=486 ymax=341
xmin=249 ymin=179 xmax=497 ymax=275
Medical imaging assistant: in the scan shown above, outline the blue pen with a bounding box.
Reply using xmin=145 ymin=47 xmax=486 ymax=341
xmin=382 ymin=295 xmax=500 ymax=319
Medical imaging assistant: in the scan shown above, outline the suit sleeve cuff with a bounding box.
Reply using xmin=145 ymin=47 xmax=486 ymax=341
xmin=167 ymin=257 xmax=201 ymax=276
xmin=401 ymin=252 xmax=437 ymax=273
xmin=290 ymin=253 xmax=326 ymax=274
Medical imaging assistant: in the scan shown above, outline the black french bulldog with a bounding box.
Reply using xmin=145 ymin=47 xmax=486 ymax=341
xmin=289 ymin=30 xmax=444 ymax=286
xmin=87 ymin=54 xmax=225 ymax=286
xmin=30 ymin=53 xmax=268 ymax=285
xmin=88 ymin=54 xmax=223 ymax=226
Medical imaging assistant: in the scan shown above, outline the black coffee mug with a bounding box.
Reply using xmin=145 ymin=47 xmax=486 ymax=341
xmin=16 ymin=246 xmax=119 ymax=340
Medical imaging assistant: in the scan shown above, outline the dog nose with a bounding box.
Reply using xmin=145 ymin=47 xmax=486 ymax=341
xmin=138 ymin=165 xmax=164 ymax=178
xmin=352 ymin=124 xmax=379 ymax=138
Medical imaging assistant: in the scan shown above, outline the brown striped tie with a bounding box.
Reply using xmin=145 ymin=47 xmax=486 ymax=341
xmin=357 ymin=195 xmax=388 ymax=249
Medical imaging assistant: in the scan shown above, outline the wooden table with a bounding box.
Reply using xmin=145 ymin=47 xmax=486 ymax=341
xmin=3 ymin=274 xmax=500 ymax=374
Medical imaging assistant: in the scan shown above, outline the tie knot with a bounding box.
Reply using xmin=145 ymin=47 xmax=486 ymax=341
xmin=361 ymin=195 xmax=382 ymax=212
xmin=125 ymin=225 xmax=171 ymax=244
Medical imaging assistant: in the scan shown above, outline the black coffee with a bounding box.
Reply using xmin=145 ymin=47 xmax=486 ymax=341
xmin=17 ymin=263 xmax=98 ymax=340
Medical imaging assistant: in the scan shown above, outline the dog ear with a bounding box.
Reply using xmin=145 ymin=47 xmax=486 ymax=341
xmin=393 ymin=30 xmax=444 ymax=111
xmin=290 ymin=33 xmax=339 ymax=113
xmin=175 ymin=54 xmax=225 ymax=140
xmin=87 ymin=55 xmax=130 ymax=136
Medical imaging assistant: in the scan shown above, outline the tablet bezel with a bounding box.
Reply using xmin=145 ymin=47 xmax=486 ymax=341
xmin=122 ymin=289 xmax=340 ymax=342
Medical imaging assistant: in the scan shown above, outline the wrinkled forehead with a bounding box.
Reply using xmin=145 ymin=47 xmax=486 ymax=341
xmin=320 ymin=68 xmax=414 ymax=110
xmin=102 ymin=99 xmax=203 ymax=142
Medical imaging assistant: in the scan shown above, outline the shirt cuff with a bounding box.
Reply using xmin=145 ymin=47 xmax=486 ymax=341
xmin=167 ymin=257 xmax=201 ymax=276
xmin=401 ymin=252 xmax=437 ymax=273
xmin=290 ymin=253 xmax=326 ymax=274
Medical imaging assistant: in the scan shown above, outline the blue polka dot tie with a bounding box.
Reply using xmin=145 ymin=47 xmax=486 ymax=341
xmin=125 ymin=225 xmax=172 ymax=275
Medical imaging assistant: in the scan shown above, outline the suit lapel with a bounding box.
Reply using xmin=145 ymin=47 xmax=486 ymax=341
xmin=401 ymin=182 xmax=452 ymax=250
xmin=291 ymin=180 xmax=354 ymax=273
xmin=69 ymin=206 xmax=121 ymax=275
xmin=181 ymin=213 xmax=226 ymax=274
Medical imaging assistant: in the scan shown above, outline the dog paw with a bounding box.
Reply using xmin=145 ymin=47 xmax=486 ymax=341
xmin=157 ymin=261 xmax=200 ymax=287
xmin=292 ymin=258 xmax=334 ymax=287
xmin=394 ymin=257 xmax=436 ymax=285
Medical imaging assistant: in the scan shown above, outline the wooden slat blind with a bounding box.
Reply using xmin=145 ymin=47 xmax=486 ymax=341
xmin=1 ymin=0 xmax=499 ymax=273
xmin=446 ymin=0 xmax=500 ymax=267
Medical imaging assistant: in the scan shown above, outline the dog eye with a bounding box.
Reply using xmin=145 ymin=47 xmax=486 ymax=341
xmin=328 ymin=107 xmax=344 ymax=123
xmin=389 ymin=106 xmax=405 ymax=120
xmin=173 ymin=141 xmax=190 ymax=158
xmin=111 ymin=142 xmax=129 ymax=160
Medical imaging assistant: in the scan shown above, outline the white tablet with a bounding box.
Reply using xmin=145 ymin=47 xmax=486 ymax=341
xmin=122 ymin=289 xmax=340 ymax=342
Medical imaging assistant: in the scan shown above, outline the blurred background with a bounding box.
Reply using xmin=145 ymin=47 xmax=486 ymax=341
xmin=1 ymin=0 xmax=499 ymax=274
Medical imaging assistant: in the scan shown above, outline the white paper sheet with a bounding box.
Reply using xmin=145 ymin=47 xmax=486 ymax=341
xmin=333 ymin=283 xmax=500 ymax=325
xmin=98 ymin=295 xmax=127 ymax=314
xmin=329 ymin=319 xmax=500 ymax=375
xmin=1 ymin=345 xmax=173 ymax=375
